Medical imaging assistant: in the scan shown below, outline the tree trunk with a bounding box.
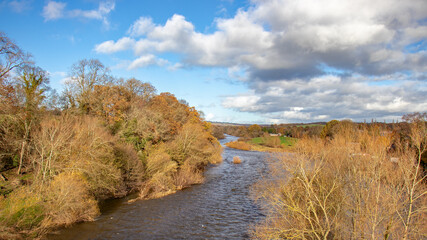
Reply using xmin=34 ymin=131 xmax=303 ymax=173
xmin=17 ymin=141 xmax=26 ymax=174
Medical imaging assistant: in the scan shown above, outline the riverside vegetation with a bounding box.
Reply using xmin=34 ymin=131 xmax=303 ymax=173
xmin=0 ymin=32 xmax=221 ymax=239
xmin=220 ymin=123 xmax=312 ymax=152
xmin=252 ymin=116 xmax=427 ymax=239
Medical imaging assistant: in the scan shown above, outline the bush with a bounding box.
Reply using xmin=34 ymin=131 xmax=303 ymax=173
xmin=31 ymin=115 xmax=144 ymax=199
xmin=260 ymin=134 xmax=282 ymax=148
xmin=225 ymin=141 xmax=252 ymax=151
xmin=43 ymin=172 xmax=99 ymax=227
xmin=233 ymin=156 xmax=242 ymax=164
xmin=173 ymin=162 xmax=204 ymax=190
xmin=139 ymin=146 xmax=178 ymax=199
xmin=169 ymin=122 xmax=222 ymax=166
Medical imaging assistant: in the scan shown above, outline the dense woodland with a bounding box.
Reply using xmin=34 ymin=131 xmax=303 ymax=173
xmin=0 ymin=32 xmax=222 ymax=238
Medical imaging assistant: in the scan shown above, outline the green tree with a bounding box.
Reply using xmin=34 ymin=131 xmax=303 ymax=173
xmin=15 ymin=65 xmax=50 ymax=174
xmin=248 ymin=124 xmax=262 ymax=138
xmin=320 ymin=120 xmax=339 ymax=139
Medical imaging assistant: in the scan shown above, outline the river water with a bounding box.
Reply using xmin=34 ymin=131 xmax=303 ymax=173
xmin=48 ymin=135 xmax=270 ymax=240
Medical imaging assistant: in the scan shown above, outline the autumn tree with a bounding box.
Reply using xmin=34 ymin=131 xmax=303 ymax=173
xmin=320 ymin=119 xmax=339 ymax=139
xmin=248 ymin=124 xmax=263 ymax=138
xmin=121 ymin=77 xmax=156 ymax=102
xmin=65 ymin=59 xmax=111 ymax=113
xmin=14 ymin=65 xmax=50 ymax=174
xmin=92 ymin=85 xmax=132 ymax=126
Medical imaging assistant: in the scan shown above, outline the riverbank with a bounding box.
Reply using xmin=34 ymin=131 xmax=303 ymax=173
xmin=225 ymin=135 xmax=297 ymax=152
xmin=0 ymin=89 xmax=222 ymax=239
xmin=47 ymin=135 xmax=269 ymax=239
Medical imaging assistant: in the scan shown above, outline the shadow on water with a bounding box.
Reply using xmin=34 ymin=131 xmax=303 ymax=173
xmin=48 ymin=135 xmax=270 ymax=240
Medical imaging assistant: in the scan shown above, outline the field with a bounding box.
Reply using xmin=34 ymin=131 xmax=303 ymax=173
xmin=251 ymin=136 xmax=297 ymax=146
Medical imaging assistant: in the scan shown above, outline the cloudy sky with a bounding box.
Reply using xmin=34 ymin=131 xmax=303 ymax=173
xmin=1 ymin=0 xmax=426 ymax=123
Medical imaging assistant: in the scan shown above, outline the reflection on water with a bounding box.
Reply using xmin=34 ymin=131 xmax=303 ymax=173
xmin=48 ymin=135 xmax=269 ymax=240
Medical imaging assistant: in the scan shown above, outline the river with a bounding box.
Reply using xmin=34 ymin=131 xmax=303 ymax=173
xmin=48 ymin=135 xmax=270 ymax=240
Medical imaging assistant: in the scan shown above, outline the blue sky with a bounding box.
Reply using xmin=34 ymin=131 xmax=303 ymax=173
xmin=1 ymin=0 xmax=426 ymax=123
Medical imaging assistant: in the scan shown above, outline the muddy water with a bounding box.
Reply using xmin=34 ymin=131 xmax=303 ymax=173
xmin=48 ymin=135 xmax=270 ymax=240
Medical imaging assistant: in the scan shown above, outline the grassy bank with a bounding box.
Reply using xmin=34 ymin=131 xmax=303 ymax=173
xmin=225 ymin=135 xmax=297 ymax=152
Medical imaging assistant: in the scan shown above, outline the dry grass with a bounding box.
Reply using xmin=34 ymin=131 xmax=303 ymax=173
xmin=225 ymin=141 xmax=252 ymax=151
xmin=249 ymin=144 xmax=292 ymax=153
xmin=233 ymin=156 xmax=242 ymax=164
xmin=253 ymin=123 xmax=427 ymax=240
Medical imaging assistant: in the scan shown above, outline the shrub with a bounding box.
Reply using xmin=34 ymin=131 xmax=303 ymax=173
xmin=140 ymin=146 xmax=177 ymax=199
xmin=173 ymin=162 xmax=204 ymax=190
xmin=43 ymin=172 xmax=99 ymax=227
xmin=31 ymin=115 xmax=137 ymax=199
xmin=260 ymin=134 xmax=282 ymax=148
xmin=225 ymin=141 xmax=252 ymax=151
xmin=233 ymin=156 xmax=242 ymax=164
xmin=169 ymin=122 xmax=222 ymax=166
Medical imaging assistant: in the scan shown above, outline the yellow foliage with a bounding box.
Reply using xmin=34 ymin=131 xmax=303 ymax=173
xmin=140 ymin=146 xmax=178 ymax=199
xmin=225 ymin=141 xmax=252 ymax=151
xmin=173 ymin=162 xmax=204 ymax=190
xmin=169 ymin=122 xmax=222 ymax=166
xmin=43 ymin=172 xmax=99 ymax=227
xmin=32 ymin=115 xmax=140 ymax=199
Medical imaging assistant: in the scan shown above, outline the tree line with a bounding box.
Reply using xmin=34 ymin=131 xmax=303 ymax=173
xmin=0 ymin=32 xmax=222 ymax=238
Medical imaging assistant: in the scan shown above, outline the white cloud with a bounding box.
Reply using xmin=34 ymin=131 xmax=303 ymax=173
xmin=167 ymin=62 xmax=184 ymax=71
xmin=222 ymin=94 xmax=261 ymax=111
xmin=282 ymin=110 xmax=311 ymax=120
xmin=205 ymin=113 xmax=215 ymax=121
xmin=42 ymin=1 xmax=66 ymax=20
xmin=95 ymin=37 xmax=135 ymax=54
xmin=7 ymin=0 xmax=31 ymax=13
xmin=42 ymin=1 xmax=115 ymax=27
xmin=128 ymin=17 xmax=155 ymax=37
xmin=366 ymin=97 xmax=410 ymax=112
xmin=128 ymin=55 xmax=168 ymax=69
xmin=222 ymin=74 xmax=426 ymax=122
xmin=94 ymin=0 xmax=427 ymax=122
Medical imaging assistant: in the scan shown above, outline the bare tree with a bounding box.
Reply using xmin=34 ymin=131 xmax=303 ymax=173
xmin=0 ymin=32 xmax=32 ymax=113
xmin=0 ymin=32 xmax=32 ymax=80
xmin=65 ymin=59 xmax=111 ymax=113
xmin=399 ymin=113 xmax=427 ymax=239
xmin=121 ymin=77 xmax=156 ymax=102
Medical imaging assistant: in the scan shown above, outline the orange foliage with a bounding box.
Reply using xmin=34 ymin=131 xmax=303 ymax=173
xmin=93 ymin=85 xmax=131 ymax=124
xmin=225 ymin=141 xmax=252 ymax=151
